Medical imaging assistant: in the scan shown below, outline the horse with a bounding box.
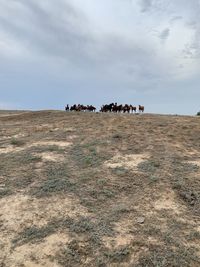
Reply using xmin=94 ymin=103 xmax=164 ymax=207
xmin=130 ymin=105 xmax=137 ymax=113
xmin=70 ymin=104 xmax=80 ymax=111
xmin=139 ymin=105 xmax=144 ymax=113
xmin=65 ymin=105 xmax=69 ymax=111
xmin=123 ymin=104 xmax=131 ymax=113
xmin=87 ymin=105 xmax=96 ymax=112
xmin=100 ymin=103 xmax=113 ymax=112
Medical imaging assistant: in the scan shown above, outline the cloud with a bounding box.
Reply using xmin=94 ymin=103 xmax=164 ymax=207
xmin=138 ymin=0 xmax=153 ymax=12
xmin=170 ymin=16 xmax=183 ymax=24
xmin=0 ymin=0 xmax=199 ymax=114
xmin=159 ymin=28 xmax=170 ymax=41
xmin=0 ymin=0 xmax=93 ymax=62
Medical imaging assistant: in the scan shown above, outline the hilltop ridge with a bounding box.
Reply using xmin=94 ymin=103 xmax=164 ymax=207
xmin=0 ymin=111 xmax=200 ymax=267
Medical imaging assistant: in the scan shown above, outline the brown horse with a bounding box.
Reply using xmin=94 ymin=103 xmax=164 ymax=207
xmin=130 ymin=105 xmax=137 ymax=113
xmin=122 ymin=104 xmax=131 ymax=113
xmin=139 ymin=105 xmax=144 ymax=112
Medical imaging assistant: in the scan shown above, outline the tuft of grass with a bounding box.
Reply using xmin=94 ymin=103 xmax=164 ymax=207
xmin=112 ymin=167 xmax=129 ymax=176
xmin=12 ymin=222 xmax=58 ymax=247
xmin=71 ymin=143 xmax=111 ymax=169
xmin=10 ymin=138 xmax=25 ymax=146
xmin=135 ymin=245 xmax=200 ymax=267
xmin=56 ymin=240 xmax=91 ymax=266
xmin=104 ymin=246 xmax=130 ymax=263
xmin=112 ymin=133 xmax=122 ymax=139
xmin=149 ymin=175 xmax=159 ymax=184
xmin=97 ymin=179 xmax=107 ymax=186
xmin=68 ymin=217 xmax=95 ymax=234
xmin=187 ymin=230 xmax=200 ymax=241
xmin=138 ymin=160 xmax=160 ymax=173
xmin=33 ymin=178 xmax=76 ymax=197
xmin=0 ymin=188 xmax=12 ymax=198
xmin=21 ymin=154 xmax=42 ymax=164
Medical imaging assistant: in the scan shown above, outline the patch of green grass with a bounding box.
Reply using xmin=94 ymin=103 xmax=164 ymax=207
xmin=105 ymin=204 xmax=133 ymax=223
xmin=97 ymin=179 xmax=107 ymax=186
xmin=89 ymin=188 xmax=115 ymax=201
xmin=10 ymin=138 xmax=25 ymax=146
xmin=172 ymin=176 xmax=199 ymax=208
xmin=149 ymin=175 xmax=159 ymax=184
xmin=31 ymin=145 xmax=65 ymax=153
xmin=12 ymin=221 xmax=59 ymax=247
xmin=135 ymin=245 xmax=200 ymax=267
xmin=13 ymin=214 xmax=110 ymax=251
xmin=104 ymin=246 xmax=130 ymax=263
xmin=21 ymin=154 xmax=42 ymax=164
xmin=71 ymin=143 xmax=111 ymax=169
xmin=101 ymin=189 xmax=115 ymax=198
xmin=13 ymin=174 xmax=37 ymax=189
xmin=138 ymin=159 xmax=160 ymax=173
xmin=172 ymin=160 xmax=199 ymax=173
xmin=187 ymin=230 xmax=200 ymax=241
xmin=0 ymin=188 xmax=12 ymax=198
xmin=33 ymin=177 xmax=76 ymax=197
xmin=56 ymin=240 xmax=92 ymax=267
xmin=111 ymin=166 xmax=129 ymax=176
xmin=30 ymin=162 xmax=78 ymax=197
xmin=68 ymin=217 xmax=95 ymax=234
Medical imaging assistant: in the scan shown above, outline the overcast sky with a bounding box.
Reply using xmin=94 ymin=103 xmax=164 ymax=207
xmin=0 ymin=0 xmax=199 ymax=114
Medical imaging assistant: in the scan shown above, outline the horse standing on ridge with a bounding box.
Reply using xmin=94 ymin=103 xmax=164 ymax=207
xmin=139 ymin=105 xmax=144 ymax=113
xmin=65 ymin=105 xmax=69 ymax=111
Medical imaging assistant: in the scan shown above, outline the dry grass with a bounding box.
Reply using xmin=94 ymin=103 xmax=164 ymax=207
xmin=0 ymin=110 xmax=200 ymax=267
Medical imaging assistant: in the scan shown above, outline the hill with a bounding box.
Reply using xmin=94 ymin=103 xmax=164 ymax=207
xmin=0 ymin=110 xmax=200 ymax=267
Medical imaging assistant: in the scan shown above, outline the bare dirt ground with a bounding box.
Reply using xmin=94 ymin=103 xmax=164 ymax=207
xmin=0 ymin=110 xmax=200 ymax=267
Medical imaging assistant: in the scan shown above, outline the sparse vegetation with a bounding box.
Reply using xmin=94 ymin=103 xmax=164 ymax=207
xmin=0 ymin=110 xmax=200 ymax=267
xmin=10 ymin=138 xmax=25 ymax=146
xmin=135 ymin=245 xmax=200 ymax=267
xmin=0 ymin=187 xmax=12 ymax=198
xmin=12 ymin=224 xmax=56 ymax=247
xmin=104 ymin=246 xmax=130 ymax=263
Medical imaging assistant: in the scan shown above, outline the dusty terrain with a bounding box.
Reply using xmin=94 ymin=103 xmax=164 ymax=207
xmin=0 ymin=110 xmax=200 ymax=267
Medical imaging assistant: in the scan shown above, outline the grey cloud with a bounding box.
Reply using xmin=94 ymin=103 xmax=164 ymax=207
xmin=0 ymin=0 xmax=199 ymax=115
xmin=170 ymin=16 xmax=183 ymax=24
xmin=183 ymin=39 xmax=200 ymax=59
xmin=138 ymin=0 xmax=153 ymax=12
xmin=159 ymin=28 xmax=170 ymax=41
xmin=184 ymin=18 xmax=200 ymax=59
xmin=0 ymin=0 xmax=163 ymax=85
xmin=0 ymin=0 xmax=93 ymax=63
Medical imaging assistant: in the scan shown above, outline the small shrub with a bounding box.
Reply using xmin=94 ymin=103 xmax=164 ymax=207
xmin=0 ymin=188 xmax=12 ymax=198
xmin=12 ymin=223 xmax=57 ymax=246
xmin=149 ymin=175 xmax=159 ymax=184
xmin=187 ymin=230 xmax=200 ymax=241
xmin=197 ymin=111 xmax=200 ymax=116
xmin=56 ymin=240 xmax=87 ymax=266
xmin=33 ymin=178 xmax=76 ymax=197
xmin=138 ymin=160 xmax=159 ymax=173
xmin=69 ymin=217 xmax=95 ymax=234
xmin=104 ymin=246 xmax=130 ymax=262
xmin=10 ymin=138 xmax=25 ymax=146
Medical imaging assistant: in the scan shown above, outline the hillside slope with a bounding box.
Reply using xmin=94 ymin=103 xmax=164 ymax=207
xmin=0 ymin=111 xmax=200 ymax=267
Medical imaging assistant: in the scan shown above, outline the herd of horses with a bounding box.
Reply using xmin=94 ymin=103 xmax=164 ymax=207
xmin=65 ymin=103 xmax=144 ymax=113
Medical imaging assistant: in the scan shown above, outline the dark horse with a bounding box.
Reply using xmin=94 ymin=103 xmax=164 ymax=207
xmin=139 ymin=105 xmax=144 ymax=112
xmin=130 ymin=105 xmax=137 ymax=113
xmin=65 ymin=105 xmax=69 ymax=111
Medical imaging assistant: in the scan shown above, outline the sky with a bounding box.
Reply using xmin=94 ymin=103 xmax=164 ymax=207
xmin=0 ymin=0 xmax=199 ymax=114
